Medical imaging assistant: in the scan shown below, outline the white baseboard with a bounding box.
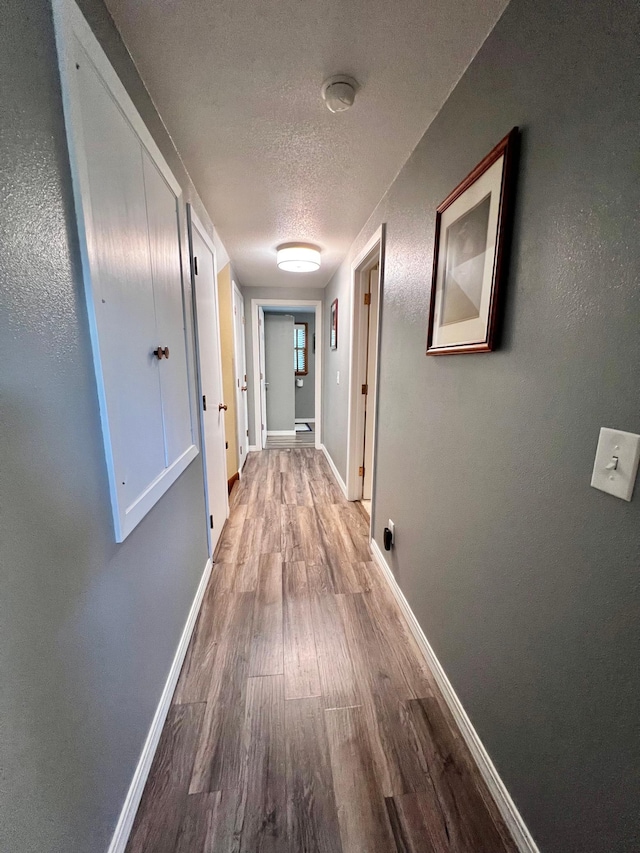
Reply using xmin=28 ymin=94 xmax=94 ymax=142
xmin=107 ymin=557 xmax=213 ymax=853
xmin=320 ymin=443 xmax=348 ymax=498
xmin=295 ymin=417 xmax=316 ymax=423
xmin=248 ymin=445 xmax=258 ymax=452
xmin=267 ymin=430 xmax=296 ymax=436
xmin=368 ymin=538 xmax=539 ymax=853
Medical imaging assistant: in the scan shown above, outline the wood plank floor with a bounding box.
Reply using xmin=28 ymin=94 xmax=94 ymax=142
xmin=126 ymin=449 xmax=517 ymax=853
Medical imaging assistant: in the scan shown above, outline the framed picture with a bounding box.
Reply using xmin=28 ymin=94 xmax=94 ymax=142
xmin=330 ymin=298 xmax=338 ymax=349
xmin=427 ymin=127 xmax=518 ymax=355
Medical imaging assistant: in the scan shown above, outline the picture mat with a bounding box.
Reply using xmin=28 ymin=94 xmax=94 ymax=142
xmin=433 ymin=155 xmax=504 ymax=348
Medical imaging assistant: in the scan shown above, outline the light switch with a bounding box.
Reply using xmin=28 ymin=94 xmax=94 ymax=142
xmin=591 ymin=427 xmax=640 ymax=501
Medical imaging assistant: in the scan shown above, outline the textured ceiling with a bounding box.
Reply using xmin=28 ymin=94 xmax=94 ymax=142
xmin=105 ymin=0 xmax=508 ymax=288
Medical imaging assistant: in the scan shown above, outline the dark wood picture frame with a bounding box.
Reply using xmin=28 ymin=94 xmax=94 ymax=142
xmin=330 ymin=298 xmax=338 ymax=350
xmin=426 ymin=127 xmax=518 ymax=355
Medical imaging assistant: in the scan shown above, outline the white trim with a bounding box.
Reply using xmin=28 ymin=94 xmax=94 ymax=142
xmin=248 ymin=445 xmax=259 ymax=452
xmin=250 ymin=299 xmax=323 ymax=451
xmin=295 ymin=418 xmax=316 ymax=423
xmin=267 ymin=430 xmax=296 ymax=436
xmin=368 ymin=539 xmax=540 ymax=853
xmin=346 ymin=226 xmax=385 ymax=502
xmin=320 ymin=444 xmax=348 ymax=498
xmin=107 ymin=557 xmax=213 ymax=853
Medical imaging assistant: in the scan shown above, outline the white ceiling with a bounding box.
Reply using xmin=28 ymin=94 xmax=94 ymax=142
xmin=105 ymin=0 xmax=508 ymax=288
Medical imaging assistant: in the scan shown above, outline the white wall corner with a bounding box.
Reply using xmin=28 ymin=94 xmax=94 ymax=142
xmin=320 ymin=443 xmax=348 ymax=498
xmin=368 ymin=539 xmax=540 ymax=853
xmin=212 ymin=226 xmax=230 ymax=271
xmin=107 ymin=557 xmax=213 ymax=853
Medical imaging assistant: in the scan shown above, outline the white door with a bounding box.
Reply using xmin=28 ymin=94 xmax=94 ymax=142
xmin=362 ymin=266 xmax=379 ymax=501
xmin=233 ymin=282 xmax=249 ymax=467
xmin=258 ymin=306 xmax=268 ymax=448
xmin=190 ymin=212 xmax=229 ymax=551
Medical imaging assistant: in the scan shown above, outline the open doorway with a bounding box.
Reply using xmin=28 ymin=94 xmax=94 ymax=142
xmin=250 ymin=298 xmax=323 ymax=450
xmin=346 ymin=226 xmax=385 ymax=520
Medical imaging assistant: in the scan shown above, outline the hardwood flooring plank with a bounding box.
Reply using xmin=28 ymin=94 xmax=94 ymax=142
xmin=233 ymin=554 xmax=260 ymax=593
xmin=190 ymin=592 xmax=255 ymax=793
xmin=361 ymin=582 xmax=435 ymax=700
xmin=283 ymin=562 xmax=321 ymax=700
xmin=174 ymin=565 xmax=234 ymax=704
xmin=249 ymin=553 xmax=284 ymax=676
xmin=325 ymin=705 xmax=396 ymax=853
xmin=311 ymin=593 xmax=361 ymax=709
xmin=239 ymin=675 xmax=287 ymax=853
xmin=337 ymin=592 xmax=429 ymax=797
xmin=404 ymin=697 xmax=514 ymax=852
xmin=282 ymin=505 xmax=327 ymax=564
xmin=174 ymin=792 xmax=219 ymax=853
xmin=286 ymin=697 xmax=343 ymax=853
xmin=384 ymin=794 xmax=446 ymax=853
xmin=215 ymin=504 xmax=248 ymax=563
xmin=126 ymin=702 xmax=205 ymax=853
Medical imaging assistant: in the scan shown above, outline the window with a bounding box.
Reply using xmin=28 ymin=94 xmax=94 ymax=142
xmin=294 ymin=322 xmax=308 ymax=375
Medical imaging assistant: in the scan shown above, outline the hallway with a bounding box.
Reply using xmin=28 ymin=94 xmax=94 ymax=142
xmin=126 ymin=449 xmax=515 ymax=853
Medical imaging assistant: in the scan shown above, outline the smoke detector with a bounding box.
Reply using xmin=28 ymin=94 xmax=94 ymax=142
xmin=321 ymin=75 xmax=358 ymax=113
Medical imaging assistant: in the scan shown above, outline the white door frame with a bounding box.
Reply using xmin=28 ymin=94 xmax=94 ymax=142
xmin=346 ymin=225 xmax=385 ymax=502
xmin=251 ymin=298 xmax=323 ymax=451
xmin=187 ymin=205 xmax=229 ymax=555
xmin=232 ymin=280 xmax=249 ymax=473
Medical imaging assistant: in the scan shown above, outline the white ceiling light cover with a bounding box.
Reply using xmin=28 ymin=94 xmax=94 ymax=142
xmin=276 ymin=244 xmax=321 ymax=272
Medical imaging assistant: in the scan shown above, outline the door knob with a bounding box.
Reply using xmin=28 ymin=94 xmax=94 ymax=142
xmin=241 ymin=384 xmax=248 ymax=391
xmin=218 ymin=403 xmax=228 ymax=411
xmin=153 ymin=346 xmax=170 ymax=360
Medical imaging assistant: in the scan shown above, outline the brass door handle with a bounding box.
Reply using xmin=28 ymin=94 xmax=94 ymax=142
xmin=153 ymin=346 xmax=170 ymax=360
xmin=218 ymin=403 xmax=228 ymax=411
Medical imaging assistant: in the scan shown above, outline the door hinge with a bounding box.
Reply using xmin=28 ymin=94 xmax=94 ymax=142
xmin=364 ymin=292 xmax=371 ymax=305
xmin=225 ymin=441 xmax=229 ymax=449
xmin=359 ymin=466 xmax=364 ymax=477
xmin=194 ymin=256 xmax=198 ymax=275
xmin=202 ymin=394 xmax=207 ymax=411
xmin=362 ymin=384 xmax=368 ymax=395
xmin=244 ymin=374 xmax=247 ymax=382
xmin=246 ymin=429 xmax=249 ymax=436
xmin=240 ymin=445 xmax=243 ymax=455
xmin=237 ymin=378 xmax=240 ymax=387
xmin=209 ymin=514 xmax=214 ymax=529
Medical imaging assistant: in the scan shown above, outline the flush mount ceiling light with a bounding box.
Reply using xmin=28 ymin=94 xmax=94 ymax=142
xmin=321 ymin=75 xmax=358 ymax=113
xmin=276 ymin=243 xmax=321 ymax=273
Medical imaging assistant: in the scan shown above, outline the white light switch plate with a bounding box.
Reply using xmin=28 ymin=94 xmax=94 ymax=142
xmin=591 ymin=427 xmax=640 ymax=501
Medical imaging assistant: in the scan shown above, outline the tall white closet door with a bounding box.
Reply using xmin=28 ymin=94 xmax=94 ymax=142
xmin=76 ymin=54 xmax=166 ymax=507
xmin=142 ymin=152 xmax=193 ymax=466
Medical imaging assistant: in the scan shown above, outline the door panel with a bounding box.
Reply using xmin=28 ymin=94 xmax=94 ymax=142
xmin=264 ymin=314 xmax=295 ymax=432
xmin=191 ymin=223 xmax=228 ymax=550
xmin=76 ymin=54 xmax=166 ymax=509
xmin=258 ymin=307 xmax=267 ymax=448
xmin=142 ymin=152 xmax=193 ymax=467
xmin=362 ymin=267 xmax=379 ymax=501
xmin=233 ymin=284 xmax=249 ymax=465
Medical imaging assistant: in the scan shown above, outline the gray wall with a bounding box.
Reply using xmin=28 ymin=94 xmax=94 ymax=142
xmin=242 ymin=287 xmax=325 ymax=445
xmin=0 ymin=0 xmax=214 ymax=850
xmin=264 ymin=314 xmax=295 ymax=431
xmin=323 ymin=0 xmax=640 ymax=850
xmin=294 ymin=312 xmax=316 ymax=420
